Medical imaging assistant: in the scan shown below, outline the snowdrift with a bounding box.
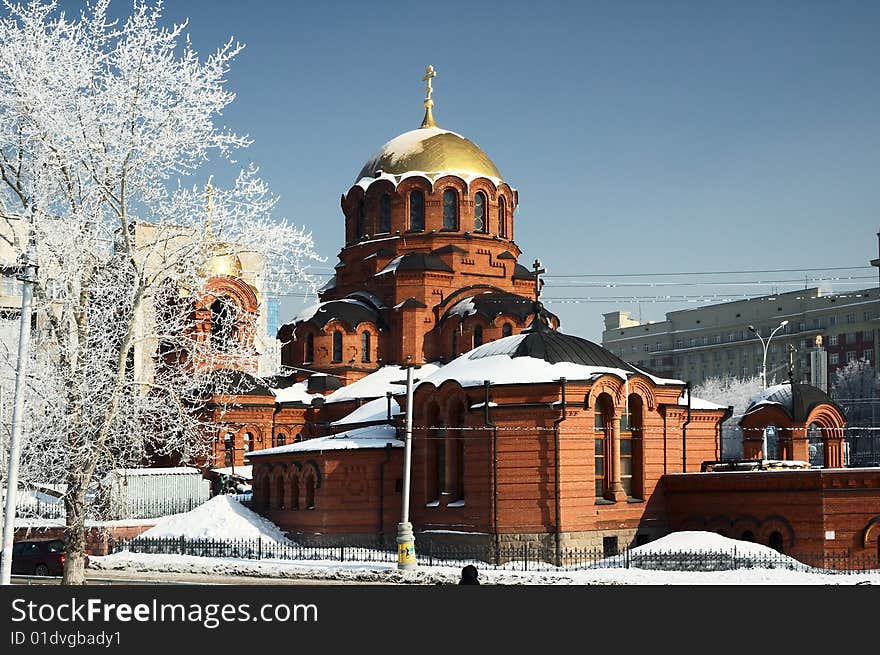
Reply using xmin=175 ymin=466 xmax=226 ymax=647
xmin=134 ymin=495 xmax=294 ymax=546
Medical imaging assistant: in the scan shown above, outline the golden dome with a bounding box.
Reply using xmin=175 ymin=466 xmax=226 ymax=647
xmin=357 ymin=126 xmax=502 ymax=181
xmin=205 ymin=245 xmax=243 ymax=278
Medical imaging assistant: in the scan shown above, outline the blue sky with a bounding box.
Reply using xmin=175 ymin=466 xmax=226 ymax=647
xmin=91 ymin=1 xmax=880 ymax=341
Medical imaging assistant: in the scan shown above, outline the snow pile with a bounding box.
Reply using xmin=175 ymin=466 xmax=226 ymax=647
xmin=602 ymin=531 xmax=806 ymax=571
xmin=134 ymin=495 xmax=294 ymax=546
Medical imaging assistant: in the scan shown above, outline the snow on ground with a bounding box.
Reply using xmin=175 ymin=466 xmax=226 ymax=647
xmin=90 ymin=529 xmax=880 ymax=585
xmin=133 ymin=495 xmax=294 ymax=546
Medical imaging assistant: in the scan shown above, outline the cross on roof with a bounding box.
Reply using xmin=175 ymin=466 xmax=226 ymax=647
xmin=532 ymin=258 xmax=545 ymax=303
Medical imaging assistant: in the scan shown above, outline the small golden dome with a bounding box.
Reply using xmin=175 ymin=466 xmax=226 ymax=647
xmin=357 ymin=127 xmax=502 ymax=181
xmin=205 ymin=245 xmax=243 ymax=278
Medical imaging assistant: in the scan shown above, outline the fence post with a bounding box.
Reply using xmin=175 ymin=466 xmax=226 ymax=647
xmin=257 ymin=537 xmax=262 ymax=560
xmin=523 ymin=543 xmax=529 ymax=572
xmin=179 ymin=535 xmax=185 ymax=555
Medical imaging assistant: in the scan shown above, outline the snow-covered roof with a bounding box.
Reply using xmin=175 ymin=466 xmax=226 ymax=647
xmin=110 ymin=467 xmax=203 ymax=477
xmin=630 ymin=364 xmax=685 ymax=386
xmin=247 ymin=425 xmax=400 ymax=456
xmin=678 ymin=390 xmax=728 ymax=411
xmin=271 ymin=381 xmax=321 ymax=405
xmin=210 ymin=465 xmax=253 ymax=480
xmin=331 ymin=396 xmax=401 ymax=426
xmin=322 ymin=363 xmax=441 ymax=404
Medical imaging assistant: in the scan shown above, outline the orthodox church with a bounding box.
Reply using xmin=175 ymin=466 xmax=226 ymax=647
xmin=199 ymin=67 xmax=880 ymax=567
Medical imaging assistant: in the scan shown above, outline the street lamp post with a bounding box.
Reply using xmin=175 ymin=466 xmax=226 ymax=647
xmin=396 ymin=358 xmax=418 ymax=571
xmin=748 ymin=320 xmax=789 ymax=390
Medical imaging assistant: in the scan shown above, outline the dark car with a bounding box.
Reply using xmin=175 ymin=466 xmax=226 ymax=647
xmin=10 ymin=539 xmax=88 ymax=576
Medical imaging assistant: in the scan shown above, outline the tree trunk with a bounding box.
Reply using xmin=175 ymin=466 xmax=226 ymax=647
xmin=62 ymin=482 xmax=87 ymax=585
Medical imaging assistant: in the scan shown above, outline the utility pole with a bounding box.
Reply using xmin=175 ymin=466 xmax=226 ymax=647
xmin=396 ymin=357 xmax=418 ymax=570
xmin=1 ymin=242 xmax=37 ymax=585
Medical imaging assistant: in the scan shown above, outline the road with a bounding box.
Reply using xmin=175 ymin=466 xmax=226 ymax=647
xmin=11 ymin=570 xmax=392 ymax=585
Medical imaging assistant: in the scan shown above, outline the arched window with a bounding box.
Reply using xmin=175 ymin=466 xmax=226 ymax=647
xmin=498 ymin=196 xmax=507 ymax=237
xmin=473 ymin=325 xmax=483 ymax=348
xmin=768 ymin=531 xmax=784 ymax=553
xmin=304 ymin=470 xmax=316 ymax=509
xmin=502 ymin=323 xmax=513 ymax=337
xmin=275 ymin=475 xmax=285 ymax=510
xmin=626 ymin=394 xmax=644 ymax=500
xmin=808 ymin=423 xmax=824 ymax=467
xmin=304 ymin=333 xmax=314 ymax=362
xmin=409 ymin=190 xmax=424 ymax=231
xmin=276 ymin=432 xmax=286 ymax=447
xmin=210 ymin=298 xmax=237 ymax=352
xmin=436 ymin=422 xmax=447 ymax=497
xmin=356 ymin=201 xmax=366 ymax=238
xmin=378 ymin=193 xmax=391 ymax=233
xmin=361 ymin=331 xmax=371 ymax=363
xmin=425 ymin=405 xmax=441 ymax=502
xmin=290 ymin=472 xmax=300 ymax=510
xmin=243 ymin=432 xmax=253 ymax=454
xmin=332 ymin=331 xmax=343 ymax=363
xmin=474 ymin=191 xmax=486 ymax=232
xmin=594 ymin=394 xmax=614 ymax=500
xmin=451 ymin=331 xmax=458 ymax=359
xmin=442 ymin=189 xmax=458 ymax=230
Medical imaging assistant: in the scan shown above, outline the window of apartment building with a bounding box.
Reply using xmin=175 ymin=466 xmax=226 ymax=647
xmin=632 ymin=344 xmax=637 ymax=353
xmin=689 ymin=338 xmax=696 ymax=347
xmin=863 ymin=350 xmax=873 ymax=361
xmin=830 ymin=353 xmax=839 ymax=365
xmin=798 ymin=322 xmax=805 ymax=332
xmin=846 ymin=313 xmax=856 ymax=324
xmin=865 ymin=311 xmax=875 ymax=322
xmin=829 ymin=315 xmax=838 ymax=326
xmin=644 ymin=343 xmax=650 ymax=352
xmin=853 ymin=331 xmax=861 ymax=342
xmin=713 ymin=335 xmax=721 ymax=344
xmin=847 ymin=351 xmax=857 ymax=362
xmin=675 ymin=340 xmax=683 ymax=349
xmin=701 ymin=336 xmax=709 ymax=345
xmin=727 ymin=333 xmax=735 ymax=342
xmin=829 ymin=335 xmax=838 ymax=346
xmin=714 ymin=351 xmax=721 ymax=361
xmin=655 ymin=341 xmax=662 ymax=352
xmin=812 ymin=318 xmax=824 ymax=330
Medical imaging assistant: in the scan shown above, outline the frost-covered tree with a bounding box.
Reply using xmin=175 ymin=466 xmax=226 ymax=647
xmin=831 ymin=358 xmax=879 ymax=466
xmin=692 ymin=375 xmax=763 ymax=460
xmin=0 ymin=0 xmax=321 ymax=584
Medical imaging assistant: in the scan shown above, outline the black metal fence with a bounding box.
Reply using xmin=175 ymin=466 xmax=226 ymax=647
xmin=108 ymin=536 xmax=880 ymax=575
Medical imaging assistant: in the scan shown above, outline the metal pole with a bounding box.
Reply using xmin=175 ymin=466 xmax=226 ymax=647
xmin=1 ymin=249 xmax=36 ymax=585
xmin=396 ymin=362 xmax=417 ymax=570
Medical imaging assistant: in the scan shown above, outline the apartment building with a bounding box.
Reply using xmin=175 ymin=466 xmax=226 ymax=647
xmin=602 ymin=286 xmax=878 ymax=389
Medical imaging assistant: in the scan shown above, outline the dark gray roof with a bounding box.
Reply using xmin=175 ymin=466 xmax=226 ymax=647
xmin=512 ymin=263 xmax=536 ymax=279
xmin=209 ymin=370 xmax=274 ymax=397
xmin=396 ymin=297 xmax=428 ymax=310
xmin=470 ymin=319 xmax=636 ymax=371
xmin=387 ymin=253 xmax=454 ymax=274
xmin=432 ymin=245 xmax=467 ymax=255
xmin=441 ymin=291 xmax=557 ymax=324
xmin=496 ymin=251 xmax=516 ymax=260
xmin=299 ymin=299 xmax=383 ymax=331
xmin=742 ymin=383 xmax=842 ymax=423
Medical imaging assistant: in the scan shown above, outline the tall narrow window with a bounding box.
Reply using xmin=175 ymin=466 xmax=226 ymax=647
xmin=356 ymin=201 xmax=366 ymax=238
xmin=502 ymin=323 xmax=513 ymax=337
xmin=451 ymin=331 xmax=458 ymax=359
xmin=290 ymin=473 xmax=300 ymax=510
xmin=594 ymin=417 xmax=606 ymax=499
xmin=498 ymin=196 xmax=507 ymax=237
xmin=620 ymin=420 xmax=632 ymax=497
xmin=473 ymin=325 xmax=483 ymax=348
xmin=436 ymin=423 xmax=447 ymax=496
xmin=442 ymin=189 xmax=458 ymax=230
xmin=474 ymin=191 xmax=486 ymax=232
xmin=332 ymin=330 xmax=342 ymax=363
xmin=210 ymin=298 xmax=237 ymax=352
xmin=409 ymin=190 xmax=424 ymax=231
xmin=305 ymin=333 xmax=314 ymax=362
xmin=361 ymin=331 xmax=371 ymax=362
xmin=378 ymin=193 xmax=391 ymax=233
xmin=304 ymin=471 xmax=316 ymax=509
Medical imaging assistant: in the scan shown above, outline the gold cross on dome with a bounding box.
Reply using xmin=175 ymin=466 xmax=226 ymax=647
xmin=423 ymin=65 xmax=436 ymax=102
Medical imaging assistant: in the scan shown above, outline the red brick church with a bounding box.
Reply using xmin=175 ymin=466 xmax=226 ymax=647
xmin=198 ymin=67 xmax=880 ymax=567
